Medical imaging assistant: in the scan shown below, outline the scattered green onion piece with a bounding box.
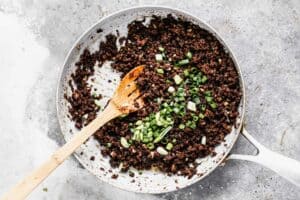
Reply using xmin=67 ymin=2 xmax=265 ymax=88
xmin=201 ymin=105 xmax=206 ymax=111
xmin=92 ymin=92 xmax=98 ymax=98
xmin=179 ymin=124 xmax=185 ymax=129
xmin=193 ymin=97 xmax=201 ymax=104
xmin=119 ymin=114 xmax=128 ymax=118
xmin=156 ymin=68 xmax=164 ymax=74
xmin=192 ymin=115 xmax=199 ymax=122
xmin=186 ymin=51 xmax=192 ymax=59
xmin=155 ymin=54 xmax=163 ymax=61
xmin=156 ymin=146 xmax=168 ymax=155
xmin=173 ymin=75 xmax=183 ymax=85
xmin=184 ymin=69 xmax=189 ymax=76
xmin=82 ymin=114 xmax=88 ymax=120
xmin=201 ymin=136 xmax=207 ymax=145
xmin=204 ymin=91 xmax=212 ymax=96
xmin=167 ymin=86 xmax=175 ymax=93
xmin=120 ymin=137 xmax=130 ymax=148
xmin=201 ymin=75 xmax=208 ymax=83
xmin=94 ymin=99 xmax=102 ymax=108
xmin=187 ymin=101 xmax=197 ymax=112
xmin=172 ymin=138 xmax=177 ymax=143
xmin=210 ymin=102 xmax=217 ymax=109
xmin=166 ymin=143 xmax=173 ymax=151
xmin=173 ymin=107 xmax=180 ymax=113
xmin=106 ymin=143 xmax=112 ymax=148
xmin=190 ymin=123 xmax=197 ymax=129
xmin=205 ymin=96 xmax=213 ymax=102
xmin=136 ymin=120 xmax=143 ymax=125
xmin=158 ymin=46 xmax=165 ymax=52
xmin=153 ymin=126 xmax=172 ymax=143
xmin=147 ymin=143 xmax=155 ymax=150
xmin=177 ymin=59 xmax=189 ymax=66
xmin=199 ymin=113 xmax=205 ymax=119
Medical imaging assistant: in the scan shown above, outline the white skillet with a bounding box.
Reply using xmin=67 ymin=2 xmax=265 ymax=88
xmin=56 ymin=6 xmax=300 ymax=193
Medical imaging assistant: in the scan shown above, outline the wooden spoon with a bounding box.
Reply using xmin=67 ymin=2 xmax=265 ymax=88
xmin=1 ymin=65 xmax=145 ymax=200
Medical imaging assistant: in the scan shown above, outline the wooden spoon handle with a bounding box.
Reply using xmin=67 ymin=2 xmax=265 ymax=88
xmin=1 ymin=103 xmax=120 ymax=200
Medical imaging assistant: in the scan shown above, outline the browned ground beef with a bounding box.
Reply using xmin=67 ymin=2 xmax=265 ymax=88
xmin=66 ymin=14 xmax=242 ymax=178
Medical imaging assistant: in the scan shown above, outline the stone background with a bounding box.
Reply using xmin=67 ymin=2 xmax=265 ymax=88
xmin=0 ymin=0 xmax=299 ymax=199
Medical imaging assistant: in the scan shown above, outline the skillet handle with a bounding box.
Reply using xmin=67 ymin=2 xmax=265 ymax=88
xmin=228 ymin=128 xmax=300 ymax=188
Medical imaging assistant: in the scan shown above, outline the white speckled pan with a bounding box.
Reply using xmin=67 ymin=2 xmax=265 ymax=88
xmin=56 ymin=6 xmax=300 ymax=194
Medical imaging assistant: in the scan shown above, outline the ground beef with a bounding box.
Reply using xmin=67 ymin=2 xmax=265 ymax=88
xmin=66 ymin=14 xmax=242 ymax=178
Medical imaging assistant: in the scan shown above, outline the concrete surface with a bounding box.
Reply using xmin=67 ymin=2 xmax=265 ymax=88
xmin=0 ymin=0 xmax=299 ymax=199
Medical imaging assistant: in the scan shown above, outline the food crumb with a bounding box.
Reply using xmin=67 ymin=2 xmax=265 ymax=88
xmin=42 ymin=187 xmax=48 ymax=192
xmin=111 ymin=174 xmax=118 ymax=179
xmin=129 ymin=171 xmax=135 ymax=177
xmin=96 ymin=28 xmax=103 ymax=33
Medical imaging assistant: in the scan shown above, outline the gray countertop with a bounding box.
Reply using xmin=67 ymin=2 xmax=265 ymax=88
xmin=0 ymin=0 xmax=299 ymax=199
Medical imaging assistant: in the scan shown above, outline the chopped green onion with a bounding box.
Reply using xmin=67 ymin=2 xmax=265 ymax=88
xmin=119 ymin=114 xmax=128 ymax=118
xmin=167 ymin=86 xmax=175 ymax=93
xmin=201 ymin=136 xmax=207 ymax=145
xmin=156 ymin=68 xmax=164 ymax=74
xmin=136 ymin=120 xmax=142 ymax=125
xmin=186 ymin=51 xmax=192 ymax=59
xmin=177 ymin=59 xmax=189 ymax=66
xmin=155 ymin=54 xmax=163 ymax=61
xmin=158 ymin=46 xmax=165 ymax=52
xmin=156 ymin=146 xmax=168 ymax=155
xmin=205 ymin=96 xmax=213 ymax=102
xmin=193 ymin=97 xmax=201 ymax=104
xmin=94 ymin=99 xmax=102 ymax=108
xmin=153 ymin=126 xmax=172 ymax=143
xmin=92 ymin=92 xmax=98 ymax=98
xmin=201 ymin=75 xmax=208 ymax=83
xmin=82 ymin=114 xmax=88 ymax=120
xmin=179 ymin=124 xmax=185 ymax=129
xmin=172 ymin=138 xmax=177 ymax=143
xmin=204 ymin=91 xmax=212 ymax=96
xmin=106 ymin=143 xmax=112 ymax=148
xmin=192 ymin=115 xmax=199 ymax=122
xmin=201 ymin=105 xmax=206 ymax=111
xmin=173 ymin=75 xmax=183 ymax=85
xmin=120 ymin=137 xmax=130 ymax=148
xmin=142 ymin=137 xmax=151 ymax=143
xmin=147 ymin=143 xmax=155 ymax=150
xmin=173 ymin=107 xmax=180 ymax=113
xmin=199 ymin=113 xmax=205 ymax=119
xmin=187 ymin=101 xmax=197 ymax=112
xmin=184 ymin=69 xmax=189 ymax=76
xmin=166 ymin=143 xmax=173 ymax=151
xmin=186 ymin=121 xmax=197 ymax=129
xmin=210 ymin=102 xmax=217 ymax=109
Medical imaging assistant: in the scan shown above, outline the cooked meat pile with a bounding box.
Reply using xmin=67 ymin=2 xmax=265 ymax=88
xmin=66 ymin=14 xmax=242 ymax=178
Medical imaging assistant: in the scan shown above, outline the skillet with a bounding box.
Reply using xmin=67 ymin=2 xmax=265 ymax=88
xmin=57 ymin=6 xmax=300 ymax=193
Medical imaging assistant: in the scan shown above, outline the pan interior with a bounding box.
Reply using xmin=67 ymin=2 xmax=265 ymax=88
xmin=57 ymin=6 xmax=245 ymax=193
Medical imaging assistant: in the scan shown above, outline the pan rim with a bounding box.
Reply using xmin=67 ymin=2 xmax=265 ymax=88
xmin=56 ymin=5 xmax=246 ymax=194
